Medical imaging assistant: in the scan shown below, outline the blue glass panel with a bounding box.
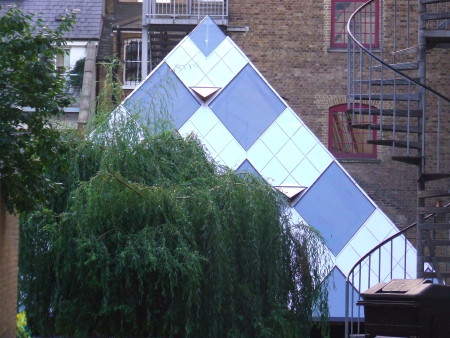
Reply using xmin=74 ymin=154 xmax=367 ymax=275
xmin=210 ymin=65 xmax=286 ymax=150
xmin=236 ymin=159 xmax=264 ymax=180
xmin=189 ymin=16 xmax=226 ymax=57
xmin=325 ymin=267 xmax=361 ymax=320
xmin=124 ymin=63 xmax=200 ymax=129
xmin=294 ymin=162 xmax=375 ymax=255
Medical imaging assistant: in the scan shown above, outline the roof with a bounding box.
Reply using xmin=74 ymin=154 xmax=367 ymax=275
xmin=116 ymin=17 xmax=417 ymax=319
xmin=0 ymin=0 xmax=104 ymax=40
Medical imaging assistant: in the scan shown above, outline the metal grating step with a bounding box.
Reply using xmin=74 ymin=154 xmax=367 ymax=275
xmin=422 ymin=12 xmax=450 ymax=21
xmin=418 ymin=207 xmax=450 ymax=215
xmin=418 ymin=189 xmax=450 ymax=198
xmin=355 ymin=78 xmax=421 ymax=86
xmin=367 ymin=139 xmax=421 ymax=149
xmin=420 ymin=239 xmax=450 ymax=246
xmin=421 ymin=0 xmax=450 ymax=4
xmin=392 ymin=45 xmax=419 ymax=55
xmin=352 ymin=123 xmax=421 ymax=133
xmin=354 ymin=93 xmax=421 ymax=101
xmin=391 ymin=155 xmax=421 ymax=165
xmin=418 ymin=222 xmax=450 ymax=230
xmin=372 ymin=62 xmax=418 ymax=71
xmin=423 ymin=256 xmax=450 ymax=262
xmin=348 ymin=108 xmax=422 ymax=117
xmin=423 ymin=29 xmax=450 ymax=38
xmin=420 ymin=173 xmax=450 ymax=182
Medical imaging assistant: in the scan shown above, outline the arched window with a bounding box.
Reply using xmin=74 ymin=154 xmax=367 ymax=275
xmin=331 ymin=0 xmax=379 ymax=48
xmin=329 ymin=104 xmax=377 ymax=158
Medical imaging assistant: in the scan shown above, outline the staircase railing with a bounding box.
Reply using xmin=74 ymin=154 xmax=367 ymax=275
xmin=344 ymin=202 xmax=450 ymax=338
xmin=144 ymin=0 xmax=228 ymax=25
xmin=347 ymin=0 xmax=450 ymax=174
xmin=345 ymin=2 xmax=450 ymax=336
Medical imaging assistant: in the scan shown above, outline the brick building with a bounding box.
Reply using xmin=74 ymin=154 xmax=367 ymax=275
xmin=1 ymin=0 xmax=448 ymax=334
xmin=0 ymin=188 xmax=19 ymax=338
xmin=99 ymin=0 xmax=450 ymax=331
xmin=98 ymin=0 xmax=450 ymax=234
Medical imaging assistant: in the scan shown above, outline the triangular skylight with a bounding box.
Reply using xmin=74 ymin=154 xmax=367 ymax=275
xmin=274 ymin=186 xmax=306 ymax=204
xmin=191 ymin=86 xmax=221 ymax=101
xmin=118 ymin=16 xmax=416 ymax=320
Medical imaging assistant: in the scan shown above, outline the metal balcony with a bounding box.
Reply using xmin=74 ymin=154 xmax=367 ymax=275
xmin=143 ymin=0 xmax=228 ymax=26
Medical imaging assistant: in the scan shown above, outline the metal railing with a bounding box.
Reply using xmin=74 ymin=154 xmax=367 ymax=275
xmin=144 ymin=0 xmax=228 ymax=25
xmin=345 ymin=1 xmax=450 ymax=336
xmin=347 ymin=0 xmax=450 ymax=174
xmin=424 ymin=1 xmax=449 ymax=30
xmin=344 ymin=202 xmax=450 ymax=337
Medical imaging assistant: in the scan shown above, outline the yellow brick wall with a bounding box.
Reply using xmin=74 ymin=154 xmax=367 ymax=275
xmin=0 ymin=187 xmax=19 ymax=338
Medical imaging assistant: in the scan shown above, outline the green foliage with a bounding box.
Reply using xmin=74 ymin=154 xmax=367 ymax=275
xmin=16 ymin=311 xmax=31 ymax=338
xmin=68 ymin=57 xmax=85 ymax=90
xmin=0 ymin=6 xmax=76 ymax=213
xmin=19 ymin=61 xmax=331 ymax=337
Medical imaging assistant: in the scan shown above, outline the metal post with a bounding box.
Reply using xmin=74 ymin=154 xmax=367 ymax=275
xmin=417 ymin=0 xmax=427 ymax=279
xmin=141 ymin=0 xmax=149 ymax=80
xmin=77 ymin=42 xmax=97 ymax=129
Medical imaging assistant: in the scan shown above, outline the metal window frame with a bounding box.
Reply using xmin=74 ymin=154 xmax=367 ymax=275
xmin=331 ymin=0 xmax=380 ymax=49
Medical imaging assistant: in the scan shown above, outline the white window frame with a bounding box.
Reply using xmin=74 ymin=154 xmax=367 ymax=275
xmin=123 ymin=38 xmax=145 ymax=89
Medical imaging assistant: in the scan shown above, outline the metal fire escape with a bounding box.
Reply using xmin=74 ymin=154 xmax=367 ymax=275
xmin=140 ymin=0 xmax=228 ymax=78
xmin=345 ymin=0 xmax=450 ymax=336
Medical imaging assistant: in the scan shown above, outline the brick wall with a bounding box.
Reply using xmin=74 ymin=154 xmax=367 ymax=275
xmin=0 ymin=188 xmax=19 ymax=338
xmin=228 ymin=0 xmax=424 ymax=229
xmin=99 ymin=0 xmax=449 ymax=231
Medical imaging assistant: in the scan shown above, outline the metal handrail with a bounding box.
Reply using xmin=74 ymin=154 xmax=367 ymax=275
xmin=344 ymin=202 xmax=450 ymax=337
xmin=347 ymin=0 xmax=450 ymax=104
xmin=344 ymin=2 xmax=450 ymax=337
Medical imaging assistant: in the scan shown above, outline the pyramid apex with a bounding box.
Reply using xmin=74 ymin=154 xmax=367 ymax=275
xmin=189 ymin=16 xmax=226 ymax=57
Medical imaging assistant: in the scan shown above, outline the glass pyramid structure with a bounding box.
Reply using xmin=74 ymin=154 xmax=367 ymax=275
xmin=117 ymin=17 xmax=416 ymax=319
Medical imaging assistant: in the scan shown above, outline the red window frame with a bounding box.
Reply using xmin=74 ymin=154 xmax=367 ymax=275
xmin=328 ymin=104 xmax=377 ymax=159
xmin=331 ymin=0 xmax=379 ymax=48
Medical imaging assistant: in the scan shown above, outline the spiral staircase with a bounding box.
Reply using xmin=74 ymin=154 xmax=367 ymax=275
xmin=345 ymin=0 xmax=450 ymax=336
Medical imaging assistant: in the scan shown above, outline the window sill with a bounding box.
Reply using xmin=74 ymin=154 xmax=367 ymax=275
xmin=122 ymin=84 xmax=138 ymax=90
xmin=327 ymin=47 xmax=382 ymax=53
xmin=337 ymin=158 xmax=381 ymax=164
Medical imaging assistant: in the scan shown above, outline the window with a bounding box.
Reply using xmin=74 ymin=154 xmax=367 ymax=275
xmin=123 ymin=39 xmax=150 ymax=87
xmin=56 ymin=49 xmax=70 ymax=73
xmin=331 ymin=0 xmax=379 ymax=48
xmin=329 ymin=104 xmax=377 ymax=158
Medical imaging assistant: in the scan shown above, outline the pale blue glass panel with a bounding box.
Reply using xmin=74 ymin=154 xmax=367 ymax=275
xmin=294 ymin=162 xmax=375 ymax=255
xmin=210 ymin=65 xmax=286 ymax=150
xmin=124 ymin=63 xmax=200 ymax=129
xmin=189 ymin=16 xmax=226 ymax=57
xmin=325 ymin=267 xmax=362 ymax=320
xmin=236 ymin=159 xmax=264 ymax=181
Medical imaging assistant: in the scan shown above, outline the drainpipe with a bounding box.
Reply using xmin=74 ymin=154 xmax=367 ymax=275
xmin=142 ymin=0 xmax=149 ymax=80
xmin=113 ymin=26 xmax=121 ymax=104
xmin=77 ymin=42 xmax=97 ymax=129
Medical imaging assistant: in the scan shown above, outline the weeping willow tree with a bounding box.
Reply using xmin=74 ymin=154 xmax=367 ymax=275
xmin=19 ymin=62 xmax=332 ymax=337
